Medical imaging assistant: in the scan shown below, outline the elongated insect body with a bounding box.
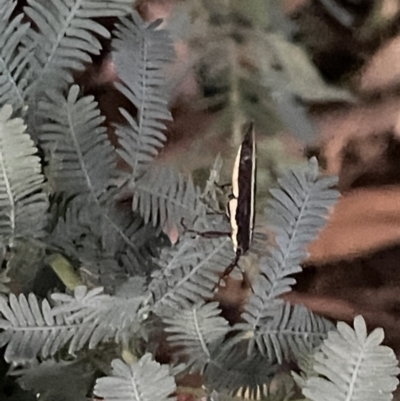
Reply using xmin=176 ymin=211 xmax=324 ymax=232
xmin=181 ymin=123 xmax=256 ymax=287
xmin=229 ymin=122 xmax=256 ymax=256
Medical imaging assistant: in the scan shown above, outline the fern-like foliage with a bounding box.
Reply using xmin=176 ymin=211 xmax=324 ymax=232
xmin=111 ymin=12 xmax=199 ymax=232
xmin=208 ymin=380 xmax=296 ymax=401
xmin=150 ymin=233 xmax=235 ymax=314
xmin=51 ymin=282 xmax=148 ymax=339
xmin=0 ymin=1 xmax=33 ymax=111
xmin=301 ymin=315 xmax=400 ymax=401
xmin=112 ymin=12 xmax=174 ymax=178
xmin=49 ymin=196 xmax=113 ymax=260
xmin=94 ymin=353 xmax=176 ymax=401
xmin=79 ymin=258 xmax=127 ymax=294
xmin=14 ymin=359 xmax=94 ymax=401
xmin=39 ymin=85 xmax=117 ymax=199
xmin=235 ymin=303 xmax=334 ymax=364
xmin=0 ymin=105 xmax=48 ymax=245
xmin=0 ymin=292 xmax=74 ymax=363
xmin=163 ymin=302 xmax=230 ymax=373
xmin=50 ymin=195 xmax=135 ymax=262
xmin=132 ymin=165 xmax=206 ymax=229
xmin=0 ymin=285 xmax=147 ymax=363
xmin=205 ymin=346 xmax=279 ymax=398
xmin=238 ymin=159 xmax=338 ymax=341
xmin=49 ymin=195 xmax=165 ymax=291
xmin=24 ymin=0 xmax=133 ymax=92
xmin=38 ymin=85 xmax=166 ymax=257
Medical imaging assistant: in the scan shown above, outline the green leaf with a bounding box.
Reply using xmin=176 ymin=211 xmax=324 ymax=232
xmin=25 ymin=0 xmax=132 ymax=91
xmin=0 ymin=285 xmax=147 ymax=363
xmin=39 ymin=85 xmax=117 ymax=199
xmin=0 ymin=105 xmax=48 ymax=245
xmin=236 ymin=303 xmax=334 ymax=364
xmin=242 ymin=159 xmax=338 ymax=333
xmin=150 ymin=231 xmax=234 ymax=313
xmin=112 ymin=12 xmax=173 ymax=178
xmin=15 ymin=359 xmax=94 ymax=401
xmin=94 ymin=353 xmax=176 ymax=401
xmin=0 ymin=1 xmax=33 ymax=111
xmin=302 ymin=315 xmax=400 ymax=401
xmin=163 ymin=302 xmax=230 ymax=373
xmin=131 ymin=165 xmax=206 ymax=230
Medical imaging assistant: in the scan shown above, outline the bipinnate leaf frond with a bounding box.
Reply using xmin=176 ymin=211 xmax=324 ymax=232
xmin=240 ymin=158 xmax=338 ymax=338
xmin=49 ymin=195 xmax=164 ymax=289
xmin=112 ymin=12 xmax=174 ymax=177
xmin=79 ymin=258 xmax=128 ymax=294
xmin=0 ymin=292 xmax=74 ymax=363
xmin=234 ymin=303 xmax=334 ymax=364
xmin=0 ymin=1 xmax=33 ymax=111
xmin=24 ymin=0 xmax=133 ymax=92
xmin=49 ymin=195 xmax=110 ymax=259
xmin=38 ymin=84 xmax=167 ymax=258
xmin=0 ymin=105 xmax=48 ymax=245
xmin=163 ymin=302 xmax=230 ymax=373
xmin=132 ymin=165 xmax=206 ymax=230
xmin=302 ymin=315 xmax=400 ymax=401
xmin=0 ymin=285 xmax=147 ymax=363
xmin=94 ymin=353 xmax=176 ymax=401
xmin=15 ymin=359 xmax=94 ymax=401
xmin=150 ymin=233 xmax=235 ymax=314
xmin=39 ymin=85 xmax=117 ymax=199
xmin=204 ymin=345 xmax=278 ymax=398
xmin=51 ymin=283 xmax=147 ymax=339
